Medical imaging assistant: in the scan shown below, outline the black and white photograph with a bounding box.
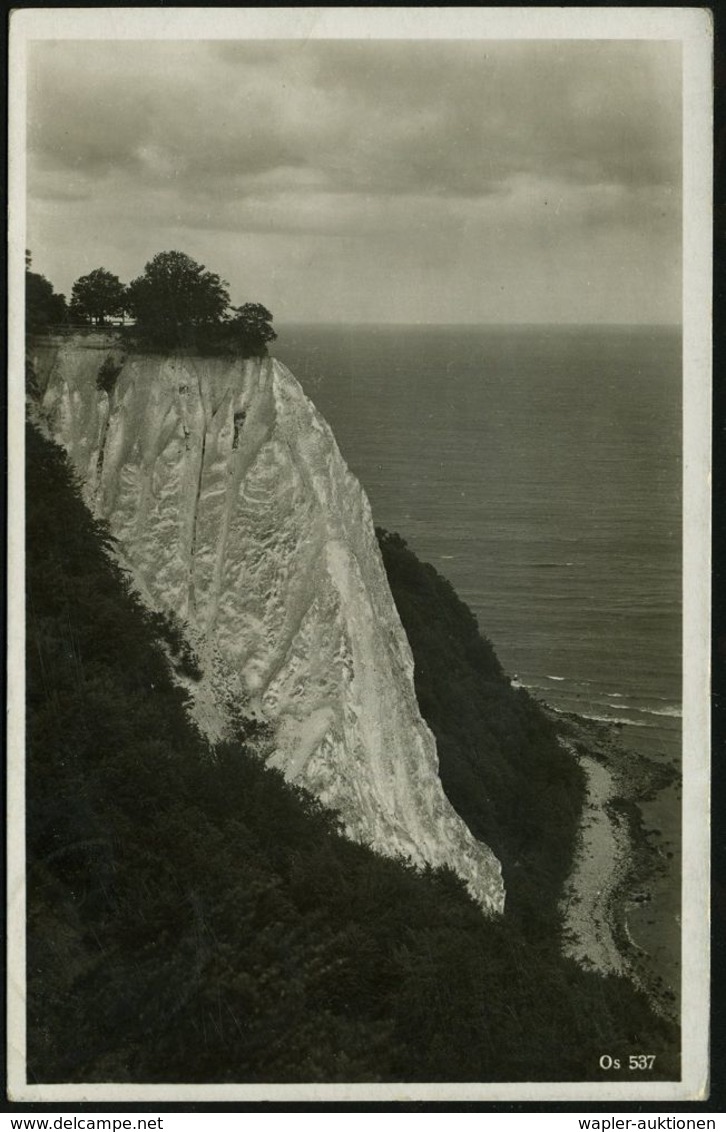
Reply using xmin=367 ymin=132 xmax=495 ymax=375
xmin=7 ymin=7 xmax=711 ymax=1103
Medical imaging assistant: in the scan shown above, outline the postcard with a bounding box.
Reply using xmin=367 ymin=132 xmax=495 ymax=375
xmin=7 ymin=6 xmax=712 ymax=1104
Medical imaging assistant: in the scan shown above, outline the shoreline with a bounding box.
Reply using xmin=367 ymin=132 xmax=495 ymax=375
xmin=558 ymin=741 xmax=629 ymax=976
xmin=549 ymin=708 xmax=679 ymax=1023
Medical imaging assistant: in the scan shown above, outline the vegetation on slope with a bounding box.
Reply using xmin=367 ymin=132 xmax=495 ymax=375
xmin=25 ymin=251 xmax=67 ymax=331
xmin=376 ymin=529 xmax=583 ymax=935
xmin=26 ymin=423 xmax=678 ymax=1084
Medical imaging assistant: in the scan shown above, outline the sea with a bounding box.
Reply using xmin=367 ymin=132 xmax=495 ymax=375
xmin=276 ymin=322 xmax=682 ymax=752
xmin=275 ymin=322 xmax=683 ymax=995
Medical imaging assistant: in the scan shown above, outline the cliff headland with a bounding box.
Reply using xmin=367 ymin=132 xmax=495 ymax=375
xmin=24 ymin=332 xmax=679 ymax=1082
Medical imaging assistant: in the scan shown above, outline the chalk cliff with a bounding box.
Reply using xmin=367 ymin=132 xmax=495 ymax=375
xmin=29 ymin=333 xmax=504 ymax=913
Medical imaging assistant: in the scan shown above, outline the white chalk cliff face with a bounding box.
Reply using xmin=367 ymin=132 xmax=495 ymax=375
xmin=30 ymin=334 xmax=504 ymax=914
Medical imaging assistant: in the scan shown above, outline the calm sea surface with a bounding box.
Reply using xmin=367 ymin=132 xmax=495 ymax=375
xmin=276 ymin=322 xmax=683 ymax=1001
xmin=275 ymin=322 xmax=682 ymax=770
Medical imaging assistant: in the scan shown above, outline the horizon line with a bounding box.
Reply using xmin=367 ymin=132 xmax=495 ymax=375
xmin=274 ymin=319 xmax=683 ymax=330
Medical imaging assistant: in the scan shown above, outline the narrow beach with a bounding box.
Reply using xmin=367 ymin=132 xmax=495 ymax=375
xmin=560 ymin=743 xmax=629 ymax=976
xmin=554 ymin=711 xmax=680 ymax=1023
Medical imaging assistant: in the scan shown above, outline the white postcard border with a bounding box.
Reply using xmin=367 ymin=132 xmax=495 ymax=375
xmin=7 ymin=6 xmax=713 ymax=1104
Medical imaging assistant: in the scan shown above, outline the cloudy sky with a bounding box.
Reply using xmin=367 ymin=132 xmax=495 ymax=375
xmin=27 ymin=38 xmax=682 ymax=324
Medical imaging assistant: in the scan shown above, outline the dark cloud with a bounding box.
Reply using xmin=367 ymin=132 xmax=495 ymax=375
xmin=299 ymin=40 xmax=681 ymax=194
xmin=28 ymin=43 xmax=307 ymax=190
xmin=28 ymin=38 xmax=681 ymax=208
xmin=364 ymin=44 xmax=674 ymax=193
xmin=26 ymin=38 xmax=682 ymax=324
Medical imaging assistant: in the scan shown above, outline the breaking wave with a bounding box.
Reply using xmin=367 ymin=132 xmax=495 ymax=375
xmin=548 ymin=705 xmax=650 ymax=728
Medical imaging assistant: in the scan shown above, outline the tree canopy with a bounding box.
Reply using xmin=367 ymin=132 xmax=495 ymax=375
xmin=227 ymin=302 xmax=277 ymax=356
xmin=26 ymin=252 xmax=67 ymax=331
xmin=27 ymin=248 xmax=278 ymax=358
xmin=127 ymin=251 xmax=231 ymax=349
xmin=70 ymin=268 xmax=127 ymax=326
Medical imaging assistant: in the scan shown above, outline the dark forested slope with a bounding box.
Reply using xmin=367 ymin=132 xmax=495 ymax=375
xmin=26 ymin=423 xmax=677 ymax=1084
xmin=377 ymin=529 xmax=584 ymax=934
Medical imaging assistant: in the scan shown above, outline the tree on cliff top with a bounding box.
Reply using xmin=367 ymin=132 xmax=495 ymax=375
xmin=26 ymin=251 xmax=67 ymax=332
xmin=226 ymin=302 xmax=277 ymax=357
xmin=126 ymin=251 xmax=231 ymax=350
xmin=70 ymin=268 xmax=127 ymax=327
